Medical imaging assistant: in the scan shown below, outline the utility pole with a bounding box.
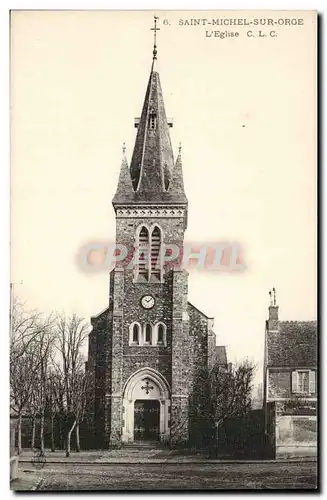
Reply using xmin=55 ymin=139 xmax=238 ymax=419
xmin=10 ymin=282 xmax=14 ymax=339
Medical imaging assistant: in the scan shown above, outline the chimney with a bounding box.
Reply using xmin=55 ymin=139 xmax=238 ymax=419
xmin=267 ymin=288 xmax=279 ymax=331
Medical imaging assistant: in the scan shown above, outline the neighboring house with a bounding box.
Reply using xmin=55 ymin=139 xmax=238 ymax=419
xmin=263 ymin=292 xmax=317 ymax=458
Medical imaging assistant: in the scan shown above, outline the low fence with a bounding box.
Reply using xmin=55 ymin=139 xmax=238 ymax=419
xmin=217 ymin=410 xmax=270 ymax=459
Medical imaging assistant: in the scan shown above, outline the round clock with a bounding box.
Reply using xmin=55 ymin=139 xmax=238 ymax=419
xmin=141 ymin=295 xmax=155 ymax=309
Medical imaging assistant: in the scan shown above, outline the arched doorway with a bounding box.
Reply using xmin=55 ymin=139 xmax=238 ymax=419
xmin=122 ymin=368 xmax=171 ymax=443
xmin=134 ymin=399 xmax=160 ymax=441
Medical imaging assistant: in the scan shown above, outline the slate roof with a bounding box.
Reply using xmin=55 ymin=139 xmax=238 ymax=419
xmin=215 ymin=346 xmax=227 ymax=366
xmin=267 ymin=320 xmax=317 ymax=367
xmin=187 ymin=301 xmax=212 ymax=319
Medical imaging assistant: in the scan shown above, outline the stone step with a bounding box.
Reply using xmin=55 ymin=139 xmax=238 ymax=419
xmin=123 ymin=441 xmax=164 ymax=449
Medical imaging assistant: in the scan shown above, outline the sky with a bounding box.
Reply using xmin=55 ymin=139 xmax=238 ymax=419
xmin=10 ymin=10 xmax=316 ymax=384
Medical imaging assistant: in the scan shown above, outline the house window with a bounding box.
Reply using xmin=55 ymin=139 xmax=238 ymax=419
xmin=298 ymin=371 xmax=309 ymax=393
xmin=292 ymin=370 xmax=315 ymax=394
xmin=145 ymin=324 xmax=152 ymax=344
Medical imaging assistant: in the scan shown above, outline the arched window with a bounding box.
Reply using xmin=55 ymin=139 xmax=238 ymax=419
xmin=151 ymin=226 xmax=161 ymax=281
xmin=157 ymin=324 xmax=165 ymax=344
xmin=129 ymin=322 xmax=141 ymax=345
xmin=137 ymin=226 xmax=149 ymax=281
xmin=135 ymin=225 xmax=163 ymax=283
xmin=145 ymin=324 xmax=152 ymax=344
xmin=133 ymin=324 xmax=139 ymax=343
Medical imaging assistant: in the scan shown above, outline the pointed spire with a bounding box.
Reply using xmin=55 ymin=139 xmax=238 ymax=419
xmin=129 ymin=67 xmax=174 ymax=200
xmin=167 ymin=143 xmax=187 ymax=203
xmin=112 ymin=143 xmax=134 ymax=203
xmin=113 ymin=20 xmax=188 ymax=208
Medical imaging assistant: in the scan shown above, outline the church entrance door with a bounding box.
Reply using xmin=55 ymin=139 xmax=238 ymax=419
xmin=134 ymin=400 xmax=160 ymax=442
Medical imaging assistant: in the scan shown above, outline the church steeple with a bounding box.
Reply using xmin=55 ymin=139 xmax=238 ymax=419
xmin=112 ymin=19 xmax=187 ymax=208
xmin=168 ymin=143 xmax=186 ymax=198
xmin=130 ymin=68 xmax=174 ymax=196
xmin=112 ymin=143 xmax=134 ymax=203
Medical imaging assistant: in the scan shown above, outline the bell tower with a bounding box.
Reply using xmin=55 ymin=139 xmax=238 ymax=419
xmin=84 ymin=17 xmax=209 ymax=450
xmin=107 ymin=20 xmax=192 ymax=446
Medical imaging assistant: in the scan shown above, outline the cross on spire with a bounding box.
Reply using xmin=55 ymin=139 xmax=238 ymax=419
xmin=151 ymin=15 xmax=160 ymax=60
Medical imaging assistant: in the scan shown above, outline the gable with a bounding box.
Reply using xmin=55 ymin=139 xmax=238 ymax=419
xmin=90 ymin=307 xmax=109 ymax=327
xmin=187 ymin=301 xmax=211 ymax=320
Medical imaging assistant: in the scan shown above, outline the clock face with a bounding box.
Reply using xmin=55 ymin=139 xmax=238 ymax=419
xmin=141 ymin=295 xmax=155 ymax=309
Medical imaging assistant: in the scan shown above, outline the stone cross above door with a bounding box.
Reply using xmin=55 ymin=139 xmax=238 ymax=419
xmin=141 ymin=380 xmax=154 ymax=395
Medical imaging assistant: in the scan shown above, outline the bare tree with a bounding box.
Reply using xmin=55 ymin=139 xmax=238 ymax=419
xmin=10 ymin=298 xmax=55 ymax=454
xmin=210 ymin=360 xmax=255 ymax=422
xmin=46 ymin=368 xmax=67 ymax=451
xmin=72 ymin=369 xmax=91 ymax=452
xmin=10 ymin=341 xmax=39 ymax=453
xmin=45 ymin=371 xmax=61 ymax=452
xmin=26 ymin=384 xmax=40 ymax=450
xmin=209 ymin=359 xmax=255 ymax=456
xmin=37 ymin=325 xmax=55 ymax=453
xmin=11 ymin=298 xmax=43 ymax=362
xmin=54 ymin=314 xmax=89 ymax=457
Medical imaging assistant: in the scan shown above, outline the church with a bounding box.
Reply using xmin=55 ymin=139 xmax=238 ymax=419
xmin=86 ymin=25 xmax=227 ymax=448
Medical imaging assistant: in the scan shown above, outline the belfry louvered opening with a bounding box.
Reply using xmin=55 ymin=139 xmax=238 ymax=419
xmin=135 ymin=225 xmax=162 ymax=282
xmin=151 ymin=226 xmax=161 ymax=280
xmin=138 ymin=226 xmax=149 ymax=281
xmin=149 ymin=110 xmax=157 ymax=130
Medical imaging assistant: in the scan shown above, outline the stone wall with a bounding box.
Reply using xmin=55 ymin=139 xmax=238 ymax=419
xmin=87 ymin=308 xmax=110 ymax=447
xmin=87 ymin=208 xmax=219 ymax=448
xmin=268 ymin=369 xmax=292 ymax=398
xmin=275 ymin=414 xmax=317 ymax=458
xmin=266 ymin=401 xmax=317 ymax=459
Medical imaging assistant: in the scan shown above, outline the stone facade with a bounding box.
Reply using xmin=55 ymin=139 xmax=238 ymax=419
xmin=86 ymin=54 xmax=227 ymax=448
